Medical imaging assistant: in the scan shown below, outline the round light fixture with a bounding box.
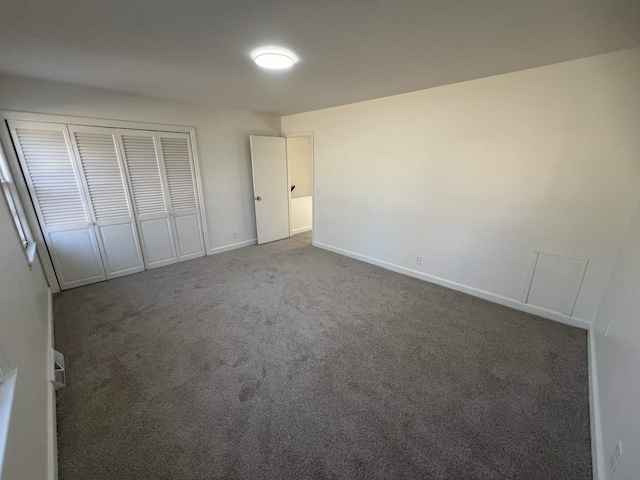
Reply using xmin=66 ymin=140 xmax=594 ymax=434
xmin=252 ymin=48 xmax=297 ymax=70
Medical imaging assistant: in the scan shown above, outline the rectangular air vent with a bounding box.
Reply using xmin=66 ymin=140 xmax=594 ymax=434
xmin=522 ymin=251 xmax=588 ymax=316
xmin=52 ymin=350 xmax=66 ymax=391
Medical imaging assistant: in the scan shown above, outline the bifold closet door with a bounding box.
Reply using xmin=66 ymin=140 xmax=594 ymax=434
xmin=8 ymin=121 xmax=107 ymax=289
xmin=117 ymin=130 xmax=178 ymax=268
xmin=67 ymin=125 xmax=145 ymax=279
xmin=157 ymin=132 xmax=205 ymax=261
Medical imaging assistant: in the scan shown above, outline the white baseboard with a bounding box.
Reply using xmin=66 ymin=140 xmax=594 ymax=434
xmin=313 ymin=241 xmax=591 ymax=330
xmin=207 ymin=239 xmax=257 ymax=255
xmin=46 ymin=288 xmax=58 ymax=480
xmin=588 ymin=326 xmax=604 ymax=480
xmin=292 ymin=226 xmax=312 ymax=235
xmin=47 ymin=384 xmax=58 ymax=480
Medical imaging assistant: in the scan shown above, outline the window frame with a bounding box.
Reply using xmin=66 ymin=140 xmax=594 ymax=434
xmin=0 ymin=142 xmax=36 ymax=265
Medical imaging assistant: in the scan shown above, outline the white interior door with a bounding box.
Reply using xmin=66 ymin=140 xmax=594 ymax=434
xmin=8 ymin=121 xmax=107 ymax=289
xmin=157 ymin=132 xmax=205 ymax=261
xmin=68 ymin=125 xmax=145 ymax=279
xmin=250 ymin=135 xmax=290 ymax=244
xmin=117 ymin=130 xmax=177 ymax=268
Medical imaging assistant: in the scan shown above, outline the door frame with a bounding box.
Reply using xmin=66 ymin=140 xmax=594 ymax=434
xmin=0 ymin=110 xmax=210 ymax=292
xmin=285 ymin=131 xmax=314 ymax=243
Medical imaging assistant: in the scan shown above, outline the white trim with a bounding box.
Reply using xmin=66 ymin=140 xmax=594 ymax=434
xmin=313 ymin=241 xmax=591 ymax=330
xmin=46 ymin=288 xmax=58 ymax=480
xmin=0 ymin=122 xmax=60 ymax=291
xmin=208 ymin=239 xmax=257 ymax=255
xmin=0 ymin=138 xmax=38 ymax=267
xmin=0 ymin=110 xmax=193 ymax=133
xmin=588 ymin=326 xmax=604 ymax=480
xmin=187 ymin=129 xmax=211 ymax=253
xmin=292 ymin=226 xmax=312 ymax=235
xmin=285 ymin=139 xmax=293 ymax=237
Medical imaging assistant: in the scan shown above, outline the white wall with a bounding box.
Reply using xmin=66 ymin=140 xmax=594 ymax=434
xmin=0 ymin=74 xmax=281 ymax=252
xmin=288 ymin=136 xmax=313 ymax=198
xmin=290 ymin=196 xmax=312 ymax=234
xmin=592 ymin=190 xmax=640 ymax=479
xmin=0 ymin=197 xmax=50 ymax=479
xmin=282 ymin=48 xmax=640 ymax=322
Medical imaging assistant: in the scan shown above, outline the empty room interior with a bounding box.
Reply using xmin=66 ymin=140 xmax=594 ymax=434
xmin=1 ymin=1 xmax=640 ymax=479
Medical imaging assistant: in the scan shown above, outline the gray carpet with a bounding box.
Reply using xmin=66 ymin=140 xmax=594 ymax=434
xmin=53 ymin=231 xmax=592 ymax=479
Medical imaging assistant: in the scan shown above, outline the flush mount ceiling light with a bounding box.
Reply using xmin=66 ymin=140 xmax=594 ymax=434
xmin=252 ymin=48 xmax=297 ymax=70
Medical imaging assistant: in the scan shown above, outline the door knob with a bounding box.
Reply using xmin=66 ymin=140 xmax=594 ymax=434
xmin=254 ymin=196 xmax=262 ymax=201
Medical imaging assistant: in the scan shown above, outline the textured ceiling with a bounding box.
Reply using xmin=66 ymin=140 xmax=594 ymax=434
xmin=1 ymin=0 xmax=639 ymax=115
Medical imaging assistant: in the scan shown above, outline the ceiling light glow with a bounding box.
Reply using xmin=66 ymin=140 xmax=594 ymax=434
xmin=252 ymin=48 xmax=297 ymax=69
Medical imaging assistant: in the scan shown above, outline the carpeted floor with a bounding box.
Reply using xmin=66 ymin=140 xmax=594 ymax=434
xmin=53 ymin=231 xmax=592 ymax=479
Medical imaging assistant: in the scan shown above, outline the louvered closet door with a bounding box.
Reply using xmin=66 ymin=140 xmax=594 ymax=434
xmin=157 ymin=132 xmax=205 ymax=261
xmin=8 ymin=121 xmax=106 ymax=289
xmin=116 ymin=130 xmax=177 ymax=268
xmin=67 ymin=125 xmax=144 ymax=279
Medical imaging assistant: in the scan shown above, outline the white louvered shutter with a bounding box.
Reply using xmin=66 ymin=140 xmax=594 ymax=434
xmin=160 ymin=135 xmax=198 ymax=213
xmin=8 ymin=121 xmax=106 ymax=289
xmin=71 ymin=130 xmax=132 ymax=221
xmin=14 ymin=127 xmax=88 ymax=226
xmin=157 ymin=132 xmax=205 ymax=261
xmin=117 ymin=130 xmax=177 ymax=268
xmin=121 ymin=134 xmax=167 ymax=216
xmin=68 ymin=125 xmax=144 ymax=279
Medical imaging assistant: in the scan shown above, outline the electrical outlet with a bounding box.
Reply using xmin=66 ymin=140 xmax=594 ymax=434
xmin=415 ymin=255 xmax=422 ymax=265
xmin=232 ymin=231 xmax=237 ymax=240
xmin=609 ymin=441 xmax=622 ymax=473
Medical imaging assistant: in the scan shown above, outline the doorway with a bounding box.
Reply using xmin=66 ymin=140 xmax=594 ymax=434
xmin=250 ymin=133 xmax=313 ymax=245
xmin=286 ymin=134 xmax=313 ymax=237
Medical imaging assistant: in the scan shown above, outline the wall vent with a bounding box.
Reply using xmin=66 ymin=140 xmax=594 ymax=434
xmin=522 ymin=250 xmax=588 ymax=316
xmin=52 ymin=350 xmax=66 ymax=390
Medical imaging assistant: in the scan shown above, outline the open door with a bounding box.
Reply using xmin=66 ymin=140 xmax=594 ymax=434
xmin=249 ymin=135 xmax=290 ymax=244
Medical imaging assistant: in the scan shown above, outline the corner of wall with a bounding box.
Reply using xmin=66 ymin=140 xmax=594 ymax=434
xmin=46 ymin=288 xmax=58 ymax=480
xmin=588 ymin=325 xmax=605 ymax=480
